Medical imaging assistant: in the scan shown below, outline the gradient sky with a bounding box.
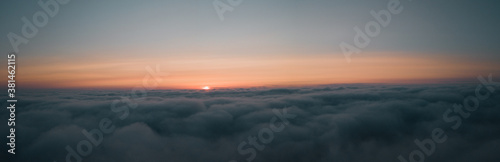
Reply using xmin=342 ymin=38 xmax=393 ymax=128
xmin=1 ymin=0 xmax=499 ymax=89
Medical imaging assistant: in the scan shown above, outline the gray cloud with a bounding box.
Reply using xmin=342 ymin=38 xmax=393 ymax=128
xmin=1 ymin=84 xmax=500 ymax=162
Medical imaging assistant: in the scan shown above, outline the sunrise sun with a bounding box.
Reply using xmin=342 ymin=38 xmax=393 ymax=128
xmin=202 ymin=86 xmax=210 ymax=90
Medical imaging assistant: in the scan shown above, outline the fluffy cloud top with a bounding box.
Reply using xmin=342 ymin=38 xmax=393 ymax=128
xmin=1 ymin=84 xmax=500 ymax=162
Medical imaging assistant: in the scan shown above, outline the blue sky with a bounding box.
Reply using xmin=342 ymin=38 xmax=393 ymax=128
xmin=1 ymin=0 xmax=499 ymax=57
xmin=0 ymin=0 xmax=499 ymax=88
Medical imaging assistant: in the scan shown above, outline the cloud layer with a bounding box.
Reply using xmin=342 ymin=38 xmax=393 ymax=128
xmin=1 ymin=84 xmax=500 ymax=162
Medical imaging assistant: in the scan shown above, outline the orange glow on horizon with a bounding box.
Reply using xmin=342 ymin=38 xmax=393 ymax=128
xmin=7 ymin=52 xmax=499 ymax=89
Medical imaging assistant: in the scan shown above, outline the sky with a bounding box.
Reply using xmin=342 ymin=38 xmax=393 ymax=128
xmin=1 ymin=0 xmax=499 ymax=89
